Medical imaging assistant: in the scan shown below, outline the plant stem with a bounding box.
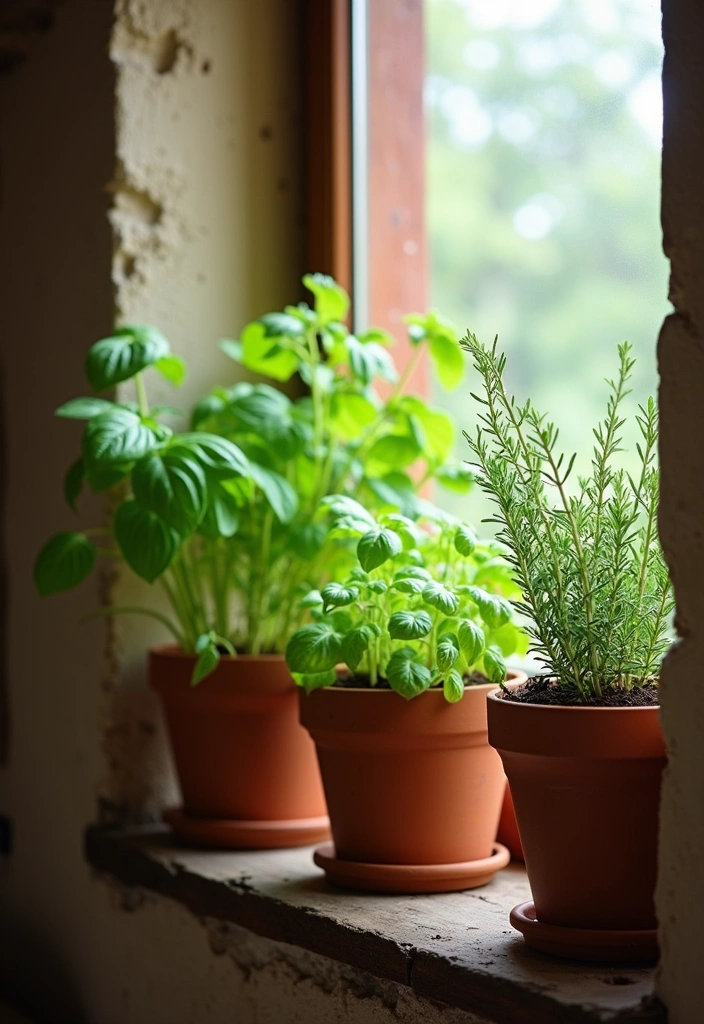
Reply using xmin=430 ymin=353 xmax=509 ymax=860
xmin=135 ymin=372 xmax=150 ymax=418
xmin=534 ymin=420 xmax=601 ymax=693
xmin=251 ymin=507 xmax=274 ymax=655
xmin=478 ymin=352 xmax=584 ymax=691
xmin=161 ymin=574 xmax=196 ymax=650
xmin=87 ymin=605 xmax=184 ymax=645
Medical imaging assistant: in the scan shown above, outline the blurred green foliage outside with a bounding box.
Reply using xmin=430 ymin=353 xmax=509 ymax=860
xmin=425 ymin=0 xmax=669 ymax=518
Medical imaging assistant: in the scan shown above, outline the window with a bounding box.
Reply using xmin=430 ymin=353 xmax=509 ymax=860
xmin=354 ymin=0 xmax=668 ymax=516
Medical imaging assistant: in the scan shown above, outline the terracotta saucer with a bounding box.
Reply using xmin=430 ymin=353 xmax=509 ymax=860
xmin=163 ymin=807 xmax=331 ymax=849
xmin=510 ymin=902 xmax=659 ymax=964
xmin=312 ymin=842 xmax=510 ymax=893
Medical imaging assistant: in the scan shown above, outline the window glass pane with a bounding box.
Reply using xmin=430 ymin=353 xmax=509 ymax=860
xmin=425 ymin=0 xmax=668 ymax=517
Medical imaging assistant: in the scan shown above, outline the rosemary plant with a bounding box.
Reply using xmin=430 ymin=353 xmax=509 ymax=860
xmin=461 ymin=335 xmax=673 ymax=702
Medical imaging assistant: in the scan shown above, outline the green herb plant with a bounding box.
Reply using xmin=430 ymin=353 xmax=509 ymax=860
xmin=461 ymin=335 xmax=673 ymax=702
xmin=34 ymin=276 xmax=472 ymax=682
xmin=285 ymin=496 xmax=528 ymax=701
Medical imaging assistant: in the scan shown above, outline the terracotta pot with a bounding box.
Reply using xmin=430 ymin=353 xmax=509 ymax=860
xmin=150 ymin=646 xmax=327 ymax=828
xmin=300 ymin=681 xmax=509 ymax=890
xmin=494 ymin=670 xmax=527 ymax=862
xmin=487 ymin=688 xmax=666 ymax=931
xmin=497 ymin=783 xmax=524 ymax=862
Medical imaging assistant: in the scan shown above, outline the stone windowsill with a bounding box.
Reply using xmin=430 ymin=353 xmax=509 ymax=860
xmin=85 ymin=826 xmax=664 ymax=1024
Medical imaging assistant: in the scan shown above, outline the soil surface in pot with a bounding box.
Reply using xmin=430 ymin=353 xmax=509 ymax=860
xmin=500 ymin=676 xmax=659 ymax=707
xmin=334 ymin=671 xmax=494 ymax=690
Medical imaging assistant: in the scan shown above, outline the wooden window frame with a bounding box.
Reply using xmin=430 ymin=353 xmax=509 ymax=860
xmin=305 ymin=0 xmax=429 ymax=396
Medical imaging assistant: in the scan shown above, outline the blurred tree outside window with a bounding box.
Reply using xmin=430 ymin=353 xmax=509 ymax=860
xmin=424 ymin=0 xmax=668 ymax=518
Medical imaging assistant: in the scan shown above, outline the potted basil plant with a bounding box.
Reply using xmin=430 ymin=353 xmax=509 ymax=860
xmin=34 ymin=274 xmax=471 ymax=848
xmin=463 ymin=335 xmax=673 ymax=963
xmin=286 ymin=496 xmax=528 ymax=893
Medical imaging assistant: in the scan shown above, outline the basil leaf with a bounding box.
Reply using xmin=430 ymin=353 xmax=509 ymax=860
xmin=443 ymin=669 xmax=464 ymax=703
xmin=391 ymin=576 xmax=425 ymax=595
xmin=398 ymin=397 xmax=455 ymax=462
xmin=154 ymin=354 xmax=186 ymax=386
xmin=386 ymin=647 xmax=431 ymax=699
xmin=249 ymin=463 xmax=298 ymax=523
xmin=33 ymin=531 xmax=96 ymax=596
xmin=303 ymin=272 xmax=350 ymax=323
xmin=341 ymin=626 xmax=375 ymax=672
xmin=236 ymin=321 xmax=299 ymax=382
xmin=454 ymin=525 xmax=477 ymax=557
xmin=388 ymin=610 xmax=433 ymax=640
xmin=191 ymin=644 xmax=220 ymax=686
xmin=394 ymin=566 xmax=432 ymax=582
xmin=84 ymin=460 xmax=133 ymax=494
xmin=365 ymin=434 xmax=420 ymax=476
xmin=178 ymin=433 xmax=250 ymax=479
xmin=436 ymin=464 xmax=476 ymax=494
xmin=291 ymin=670 xmax=337 ymax=694
xmin=437 ymin=632 xmax=460 ymax=672
xmin=285 ymin=623 xmax=343 ymax=674
xmin=321 ymin=495 xmax=376 ymax=526
xmin=467 ymin=586 xmax=513 ymax=629
xmin=132 ymin=448 xmax=207 ymax=534
xmin=458 ymin=620 xmax=485 ymax=665
xmin=260 ymin=311 xmax=307 ymax=337
xmin=330 ymin=392 xmax=378 ymax=439
xmin=321 ymin=582 xmax=359 ymax=613
xmin=421 ymin=581 xmax=459 ymax=615
xmin=83 ymin=408 xmax=162 ymax=466
xmin=114 ymin=499 xmax=177 ymax=582
xmin=86 ymin=325 xmax=170 ymax=391
xmin=483 ymin=646 xmax=507 ymax=685
xmin=55 ymin=397 xmax=117 ymax=420
xmin=429 ymin=330 xmax=464 ymax=391
xmin=64 ymin=457 xmax=85 ymax=512
xmin=357 ymin=527 xmax=402 ymax=572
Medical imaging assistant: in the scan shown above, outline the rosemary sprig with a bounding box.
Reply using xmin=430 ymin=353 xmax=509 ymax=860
xmin=461 ymin=335 xmax=673 ymax=701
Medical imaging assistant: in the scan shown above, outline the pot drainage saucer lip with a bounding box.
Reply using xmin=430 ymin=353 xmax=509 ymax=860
xmin=510 ymin=902 xmax=659 ymax=964
xmin=312 ymin=842 xmax=510 ymax=894
xmin=163 ymin=807 xmax=331 ymax=850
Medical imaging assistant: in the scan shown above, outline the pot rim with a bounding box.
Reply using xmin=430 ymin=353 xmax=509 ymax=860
xmin=150 ymin=642 xmax=285 ymax=665
xmin=487 ymin=686 xmax=660 ymax=711
xmin=304 ymin=681 xmax=496 ymax=697
xmin=305 ymin=667 xmax=526 ymax=699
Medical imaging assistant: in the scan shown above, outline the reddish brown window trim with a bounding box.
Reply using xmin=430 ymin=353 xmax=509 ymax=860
xmin=305 ymin=0 xmax=353 ymax=296
xmin=305 ymin=0 xmax=428 ymax=395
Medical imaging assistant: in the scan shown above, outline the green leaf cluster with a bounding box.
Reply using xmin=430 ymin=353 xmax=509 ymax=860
xmin=34 ymin=326 xmax=255 ymax=678
xmin=285 ymin=499 xmax=527 ymax=701
xmin=180 ymin=273 xmax=470 ymax=657
xmin=462 ymin=335 xmax=674 ymax=702
xmin=34 ymin=276 xmax=471 ymax=684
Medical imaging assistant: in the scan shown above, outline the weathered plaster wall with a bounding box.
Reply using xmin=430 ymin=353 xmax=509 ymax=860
xmin=656 ymin=3 xmax=704 ymax=1022
xmin=104 ymin=0 xmax=307 ymax=821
